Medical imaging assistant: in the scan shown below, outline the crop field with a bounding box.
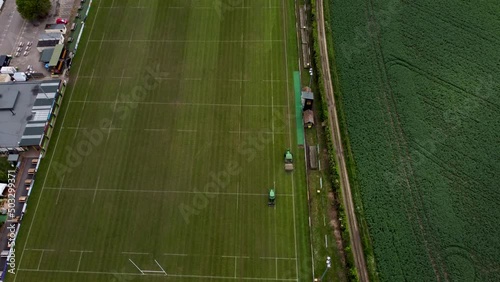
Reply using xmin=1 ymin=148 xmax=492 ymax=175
xmin=9 ymin=0 xmax=311 ymax=281
xmin=328 ymin=0 xmax=500 ymax=281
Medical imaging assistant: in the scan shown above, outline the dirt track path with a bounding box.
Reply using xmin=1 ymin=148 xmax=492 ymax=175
xmin=315 ymin=1 xmax=370 ymax=281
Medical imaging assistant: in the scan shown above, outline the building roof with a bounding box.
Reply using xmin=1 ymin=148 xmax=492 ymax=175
xmin=301 ymin=91 xmax=314 ymax=100
xmin=48 ymin=44 xmax=64 ymax=67
xmin=0 ymin=55 xmax=11 ymax=67
xmin=303 ymin=110 xmax=314 ymax=124
xmin=0 ymin=88 xmax=20 ymax=110
xmin=38 ymin=33 xmax=62 ymax=41
xmin=45 ymin=24 xmax=66 ymax=30
xmin=7 ymin=154 xmax=19 ymax=162
xmin=0 ymin=80 xmax=61 ymax=148
xmin=40 ymin=48 xmax=55 ymax=63
xmin=37 ymin=40 xmax=59 ymax=48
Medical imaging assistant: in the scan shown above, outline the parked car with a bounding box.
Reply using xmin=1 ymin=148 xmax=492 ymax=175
xmin=56 ymin=18 xmax=68 ymax=25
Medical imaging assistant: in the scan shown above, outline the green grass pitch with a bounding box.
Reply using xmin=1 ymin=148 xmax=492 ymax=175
xmin=9 ymin=0 xmax=311 ymax=281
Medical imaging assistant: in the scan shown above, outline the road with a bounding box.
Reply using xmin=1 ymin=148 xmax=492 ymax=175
xmin=0 ymin=0 xmax=27 ymax=55
xmin=314 ymin=0 xmax=370 ymax=281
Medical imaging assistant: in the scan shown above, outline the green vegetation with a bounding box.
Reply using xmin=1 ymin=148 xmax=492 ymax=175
xmin=9 ymin=0 xmax=312 ymax=281
xmin=316 ymin=0 xmax=379 ymax=280
xmin=307 ymin=1 xmax=359 ymax=280
xmin=327 ymin=0 xmax=500 ymax=281
xmin=0 ymin=157 xmax=11 ymax=183
xmin=16 ymin=0 xmax=51 ymax=21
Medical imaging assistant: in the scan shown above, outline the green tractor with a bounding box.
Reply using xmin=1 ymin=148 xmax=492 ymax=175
xmin=268 ymin=188 xmax=275 ymax=206
xmin=284 ymin=149 xmax=294 ymax=171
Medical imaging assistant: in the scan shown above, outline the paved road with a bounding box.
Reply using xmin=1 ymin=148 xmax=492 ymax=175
xmin=0 ymin=0 xmax=27 ymax=55
xmin=315 ymin=0 xmax=370 ymax=281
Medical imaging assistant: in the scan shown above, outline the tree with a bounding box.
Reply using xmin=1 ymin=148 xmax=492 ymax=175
xmin=0 ymin=157 xmax=10 ymax=183
xmin=16 ymin=0 xmax=51 ymax=21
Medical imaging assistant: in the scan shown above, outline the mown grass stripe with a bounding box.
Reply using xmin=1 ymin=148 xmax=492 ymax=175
xmin=293 ymin=71 xmax=304 ymax=145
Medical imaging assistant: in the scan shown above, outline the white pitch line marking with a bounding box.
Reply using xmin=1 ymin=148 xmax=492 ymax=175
xmin=237 ymin=42 xmax=243 ymax=215
xmin=92 ymin=176 xmax=100 ymax=203
xmin=81 ymin=69 xmax=95 ymax=113
xmin=176 ymin=129 xmax=197 ymax=133
xmin=128 ymin=30 xmax=134 ymax=48
xmin=16 ymin=269 xmax=298 ymax=280
xmin=280 ymin=0 xmax=300 ymax=278
xmin=76 ymin=75 xmax=284 ymax=83
xmin=43 ymin=187 xmax=295 ymax=197
xmin=63 ymin=127 xmax=285 ymax=135
xmin=142 ymin=270 xmax=164 ymax=273
xmin=69 ymin=100 xmax=287 ymax=108
xmin=76 ymin=252 xmax=84 ymax=271
xmin=222 ymin=255 xmax=250 ymax=259
xmin=64 ymin=127 xmax=122 ymax=131
xmin=107 ymin=69 xmax=125 ymax=141
xmin=98 ymin=33 xmax=105 ymax=52
xmin=271 ymin=75 xmax=275 ymax=146
xmin=154 ymin=259 xmax=168 ymax=275
xmin=267 ymin=6 xmax=280 ymax=279
xmin=163 ymin=253 xmax=188 ymax=257
xmin=55 ymin=175 xmax=66 ymax=205
xmin=122 ymin=252 xmax=149 ymax=255
xmin=259 ymin=257 xmax=297 ymax=260
xmin=88 ymin=39 xmax=283 ymax=43
xmin=240 ymin=32 xmax=244 ymax=89
xmin=128 ymin=259 xmax=144 ymax=275
xmin=98 ymin=6 xmax=280 ymax=9
xmin=236 ymin=183 xmax=240 ymax=211
xmin=36 ymin=250 xmax=44 ymax=270
xmin=72 ymin=118 xmax=81 ymax=140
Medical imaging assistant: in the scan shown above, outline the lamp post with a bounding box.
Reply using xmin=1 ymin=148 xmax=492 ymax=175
xmin=308 ymin=67 xmax=313 ymax=87
xmin=319 ymin=256 xmax=331 ymax=281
